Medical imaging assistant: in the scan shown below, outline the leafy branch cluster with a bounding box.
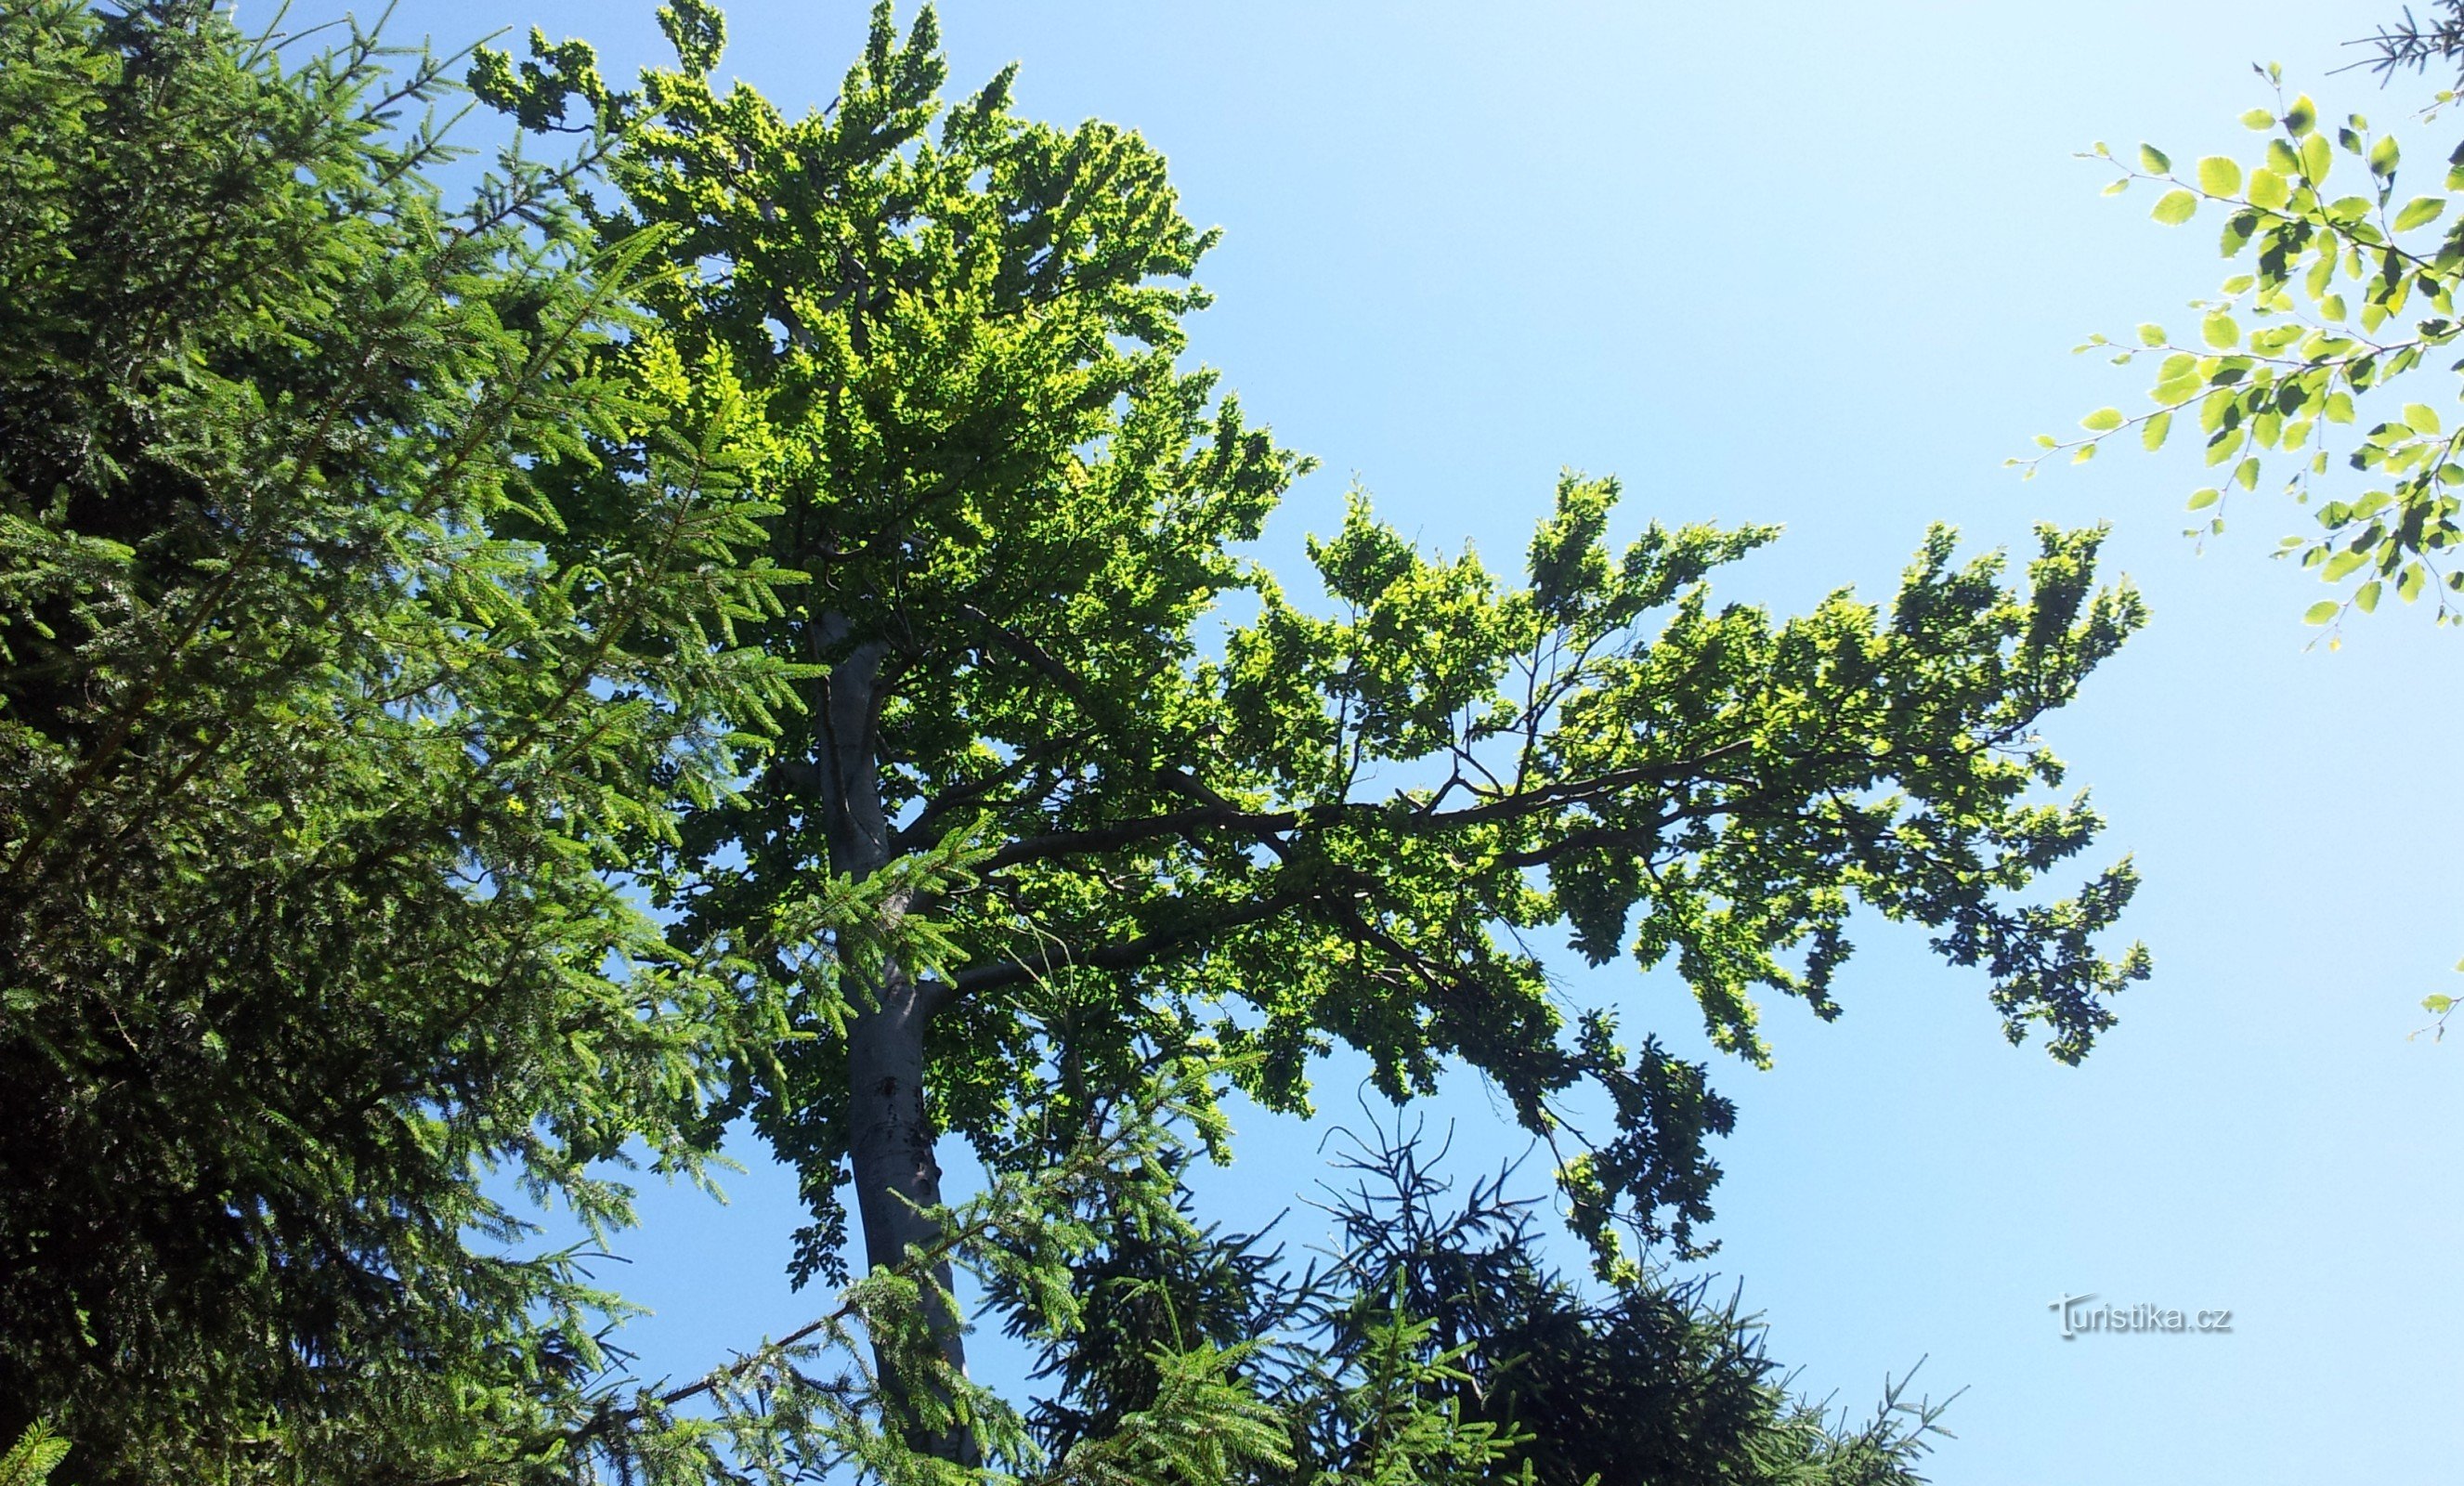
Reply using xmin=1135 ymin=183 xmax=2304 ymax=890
xmin=2040 ymin=17 xmax=2464 ymax=1022
xmin=2027 ymin=68 xmax=2464 ymax=634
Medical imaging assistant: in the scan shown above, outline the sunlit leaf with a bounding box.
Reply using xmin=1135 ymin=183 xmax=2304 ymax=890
xmin=2395 ymin=196 xmax=2446 ymax=231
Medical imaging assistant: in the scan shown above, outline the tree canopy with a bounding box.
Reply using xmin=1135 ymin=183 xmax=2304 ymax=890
xmin=1 ymin=0 xmax=2156 ymax=1479
xmin=473 ymin=2 xmax=2153 ymax=1446
xmin=0 ymin=1 xmax=797 ymax=1477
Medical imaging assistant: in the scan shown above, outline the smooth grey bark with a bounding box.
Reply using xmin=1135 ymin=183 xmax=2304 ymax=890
xmin=813 ymin=617 xmax=972 ymax=1461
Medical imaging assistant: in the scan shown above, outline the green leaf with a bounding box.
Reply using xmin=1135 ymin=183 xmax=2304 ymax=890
xmin=2287 ymin=95 xmax=2317 ymax=137
xmin=2370 ymin=133 xmax=2401 ymax=176
xmin=2426 ymin=994 xmax=2455 ymax=1014
xmin=2081 ymin=407 xmax=2125 ymax=432
xmin=2143 ymin=411 xmax=2173 ymax=450
xmin=2140 ymin=143 xmax=2172 ymax=174
xmin=2248 ymin=168 xmax=2290 ymax=210
xmin=2152 ymin=189 xmax=2199 ymax=225
xmin=2355 ymin=579 xmax=2383 ymax=611
xmin=2201 ymin=312 xmax=2239 ymax=348
xmin=2137 ymin=322 xmax=2167 ymax=346
xmin=2321 ymin=293 xmax=2347 ymax=321
xmin=2307 ymin=250 xmax=2338 ymax=299
xmin=2303 ymin=599 xmax=2340 ymax=624
xmin=2327 ymin=390 xmax=2356 ymax=423
xmin=2324 ymin=549 xmax=2367 ymax=580
xmin=2186 ymin=486 xmax=2221 ymax=509
xmin=2197 ymin=156 xmax=2243 ymax=195
xmin=2394 ymin=195 xmax=2446 ymax=231
xmin=2405 ymin=402 xmax=2444 ymax=434
xmin=2301 ymin=131 xmax=2333 ymax=183
xmin=2241 ymin=107 xmax=2278 ymax=130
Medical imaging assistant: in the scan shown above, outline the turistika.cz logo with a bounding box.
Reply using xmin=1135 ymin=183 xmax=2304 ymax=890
xmin=2049 ymin=1293 xmax=2234 ymax=1339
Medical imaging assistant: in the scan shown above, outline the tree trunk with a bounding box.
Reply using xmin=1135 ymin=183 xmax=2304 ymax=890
xmin=814 ymin=619 xmax=974 ymax=1463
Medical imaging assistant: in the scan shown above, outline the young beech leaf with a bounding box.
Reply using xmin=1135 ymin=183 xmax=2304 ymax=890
xmin=2201 ymin=312 xmax=2239 ymax=348
xmin=2249 ymin=168 xmax=2290 ymax=209
xmin=2301 ymin=132 xmax=2333 ymax=184
xmin=2288 ymin=96 xmax=2318 ymax=137
xmin=2153 ymin=189 xmax=2199 ymax=225
xmin=2242 ymin=107 xmax=2277 ymax=130
xmin=2197 ymin=156 xmax=2243 ymax=195
xmin=2082 ymin=407 xmax=2125 ymax=432
xmin=2144 ymin=411 xmax=2173 ymax=450
xmin=2395 ymin=196 xmax=2446 ymax=231
xmin=2141 ymin=143 xmax=2172 ymax=173
xmin=2306 ymin=252 xmax=2336 ymax=298
xmin=2303 ymin=599 xmax=2340 ymax=623
xmin=2405 ymin=402 xmax=2443 ymax=434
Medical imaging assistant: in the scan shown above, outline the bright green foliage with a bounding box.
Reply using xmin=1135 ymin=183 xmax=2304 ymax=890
xmin=0 ymin=1425 xmax=71 ymax=1486
xmin=475 ymin=0 xmax=2153 ymax=1318
xmin=0 ymin=3 xmax=801 ymax=1479
xmin=2040 ymin=47 xmax=2464 ymax=1024
xmin=2032 ymin=65 xmax=2464 ymax=633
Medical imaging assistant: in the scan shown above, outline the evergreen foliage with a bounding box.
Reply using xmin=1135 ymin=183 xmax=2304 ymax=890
xmin=0 ymin=2 xmax=796 ymax=1477
xmin=996 ymin=1114 xmax=1951 ymax=1486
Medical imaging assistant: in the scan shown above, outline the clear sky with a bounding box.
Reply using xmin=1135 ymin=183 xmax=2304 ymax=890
xmin=364 ymin=2 xmax=2461 ymax=1479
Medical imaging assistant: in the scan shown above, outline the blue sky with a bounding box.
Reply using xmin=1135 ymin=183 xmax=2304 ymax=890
xmin=372 ymin=1 xmax=2461 ymax=1479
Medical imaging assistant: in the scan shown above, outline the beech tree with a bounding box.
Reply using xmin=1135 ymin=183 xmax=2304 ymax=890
xmin=475 ymin=4 xmax=2155 ymax=1453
